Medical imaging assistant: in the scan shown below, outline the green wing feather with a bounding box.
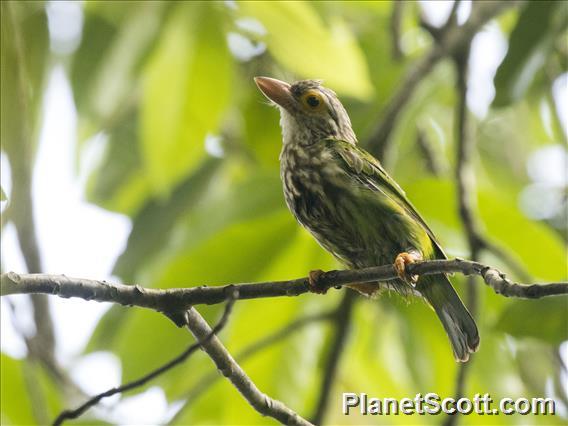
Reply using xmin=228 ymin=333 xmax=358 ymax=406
xmin=325 ymin=138 xmax=447 ymax=259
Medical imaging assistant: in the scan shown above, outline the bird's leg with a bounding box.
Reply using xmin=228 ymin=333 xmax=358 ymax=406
xmin=394 ymin=250 xmax=422 ymax=286
xmin=308 ymin=269 xmax=328 ymax=294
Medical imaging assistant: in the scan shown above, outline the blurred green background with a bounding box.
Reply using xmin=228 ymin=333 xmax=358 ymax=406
xmin=1 ymin=1 xmax=567 ymax=425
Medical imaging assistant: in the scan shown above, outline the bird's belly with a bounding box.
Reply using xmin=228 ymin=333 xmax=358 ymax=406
xmin=284 ymin=177 xmax=426 ymax=268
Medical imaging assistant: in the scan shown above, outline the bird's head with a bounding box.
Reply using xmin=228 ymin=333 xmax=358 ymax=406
xmin=254 ymin=77 xmax=357 ymax=146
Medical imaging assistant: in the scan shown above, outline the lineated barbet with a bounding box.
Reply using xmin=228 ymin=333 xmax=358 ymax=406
xmin=255 ymin=76 xmax=479 ymax=362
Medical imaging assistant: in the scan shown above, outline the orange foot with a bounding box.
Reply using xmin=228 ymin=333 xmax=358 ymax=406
xmin=394 ymin=251 xmax=422 ymax=285
xmin=308 ymin=269 xmax=327 ymax=294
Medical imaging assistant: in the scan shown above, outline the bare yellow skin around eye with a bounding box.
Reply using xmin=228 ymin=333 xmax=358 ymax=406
xmin=300 ymin=90 xmax=326 ymax=112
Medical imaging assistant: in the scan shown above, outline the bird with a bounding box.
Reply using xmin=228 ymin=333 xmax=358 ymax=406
xmin=254 ymin=76 xmax=479 ymax=362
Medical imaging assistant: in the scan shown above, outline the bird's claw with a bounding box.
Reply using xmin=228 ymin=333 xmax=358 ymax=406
xmin=308 ymin=269 xmax=327 ymax=294
xmin=394 ymin=252 xmax=421 ymax=286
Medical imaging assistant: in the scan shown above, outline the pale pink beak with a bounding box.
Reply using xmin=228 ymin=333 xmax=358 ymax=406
xmin=254 ymin=76 xmax=294 ymax=109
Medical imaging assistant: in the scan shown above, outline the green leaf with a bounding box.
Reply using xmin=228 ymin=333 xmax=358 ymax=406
xmin=74 ymin=4 xmax=171 ymax=215
xmin=496 ymin=297 xmax=568 ymax=345
xmin=70 ymin=11 xmax=118 ymax=116
xmin=0 ymin=354 xmax=63 ymax=425
xmin=241 ymin=91 xmax=283 ymax=169
xmin=85 ymin=110 xmax=146 ymax=214
xmin=140 ymin=3 xmax=232 ymax=195
xmin=478 ymin=190 xmax=566 ymax=281
xmin=154 ymin=210 xmax=297 ymax=289
xmin=1 ymin=1 xmax=48 ymax=160
xmin=167 ymin=170 xmax=288 ymax=253
xmin=113 ymin=158 xmax=221 ymax=280
xmin=493 ymin=1 xmax=564 ymax=107
xmin=516 ymin=343 xmax=562 ymax=397
xmin=0 ymin=186 xmax=6 ymax=201
xmin=112 ymin=309 xmax=193 ymax=383
xmin=239 ymin=1 xmax=373 ymax=100
xmin=1 ymin=355 xmax=35 ymax=425
xmin=76 ymin=2 xmax=167 ymax=123
xmin=405 ymin=179 xmax=567 ymax=281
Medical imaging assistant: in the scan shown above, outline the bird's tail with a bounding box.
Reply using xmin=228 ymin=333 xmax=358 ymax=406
xmin=418 ymin=275 xmax=479 ymax=362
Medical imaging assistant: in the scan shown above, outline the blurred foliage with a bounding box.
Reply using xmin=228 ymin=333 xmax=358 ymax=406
xmin=1 ymin=1 xmax=567 ymax=425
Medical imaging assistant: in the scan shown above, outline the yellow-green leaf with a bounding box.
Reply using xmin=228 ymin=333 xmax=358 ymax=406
xmin=239 ymin=1 xmax=373 ymax=100
xmin=141 ymin=3 xmax=232 ymax=195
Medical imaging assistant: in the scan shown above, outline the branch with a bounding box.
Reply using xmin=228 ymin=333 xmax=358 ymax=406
xmin=52 ymin=294 xmax=238 ymax=426
xmin=447 ymin=37 xmax=477 ymax=426
xmin=170 ymin=310 xmax=335 ymax=424
xmin=2 ymin=259 xmax=566 ymax=314
xmin=390 ymin=1 xmax=404 ymax=61
xmin=310 ymin=291 xmax=356 ymax=425
xmin=415 ymin=126 xmax=445 ymax=176
xmin=3 ymin=2 xmax=62 ymax=415
xmin=184 ymin=306 xmax=313 ymax=426
xmin=366 ymin=0 xmax=519 ymax=160
xmin=454 ymin=40 xmax=482 ymax=259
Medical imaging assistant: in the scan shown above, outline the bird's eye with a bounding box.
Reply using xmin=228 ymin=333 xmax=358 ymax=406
xmin=306 ymin=95 xmax=319 ymax=107
xmin=301 ymin=90 xmax=325 ymax=111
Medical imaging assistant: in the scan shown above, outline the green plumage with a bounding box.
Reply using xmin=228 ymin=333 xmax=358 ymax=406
xmin=255 ymin=77 xmax=479 ymax=361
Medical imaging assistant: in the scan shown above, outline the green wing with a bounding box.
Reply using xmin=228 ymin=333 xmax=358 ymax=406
xmin=325 ymin=138 xmax=447 ymax=259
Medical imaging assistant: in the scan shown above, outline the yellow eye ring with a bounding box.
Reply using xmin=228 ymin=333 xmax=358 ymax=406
xmin=301 ymin=90 xmax=325 ymax=112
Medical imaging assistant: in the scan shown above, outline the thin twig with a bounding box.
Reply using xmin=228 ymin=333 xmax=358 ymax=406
xmin=169 ymin=310 xmax=335 ymax=424
xmin=366 ymin=1 xmax=518 ymax=160
xmin=415 ymin=127 xmax=445 ymax=176
xmin=184 ymin=306 xmax=313 ymax=426
xmin=390 ymin=1 xmax=404 ymax=61
xmin=52 ymin=293 xmax=238 ymax=426
xmin=455 ymin=44 xmax=483 ymax=257
xmin=310 ymin=291 xmax=356 ymax=425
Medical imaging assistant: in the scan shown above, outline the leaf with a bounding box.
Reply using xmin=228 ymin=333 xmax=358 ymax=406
xmin=113 ymin=158 xmax=221 ymax=280
xmin=405 ymin=179 xmax=567 ymax=281
xmin=70 ymin=11 xmax=118 ymax=116
xmin=140 ymin=2 xmax=232 ymax=195
xmin=516 ymin=342 xmax=561 ymax=397
xmin=85 ymin=110 xmax=146 ymax=214
xmin=478 ymin=190 xmax=566 ymax=281
xmin=1 ymin=355 xmax=35 ymax=425
xmin=112 ymin=309 xmax=193 ymax=383
xmin=75 ymin=2 xmax=167 ymax=123
xmin=241 ymin=91 xmax=283 ymax=169
xmin=496 ymin=297 xmax=568 ymax=345
xmin=1 ymin=2 xmax=48 ymax=160
xmin=75 ymin=4 xmax=171 ymax=215
xmin=239 ymin=1 xmax=373 ymax=100
xmin=154 ymin=210 xmax=297 ymax=289
xmin=493 ymin=1 xmax=565 ymax=107
xmin=0 ymin=354 xmax=63 ymax=424
xmin=0 ymin=186 xmax=6 ymax=201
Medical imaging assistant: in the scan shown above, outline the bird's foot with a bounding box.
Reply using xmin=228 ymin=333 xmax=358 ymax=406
xmin=394 ymin=251 xmax=422 ymax=286
xmin=308 ymin=269 xmax=327 ymax=294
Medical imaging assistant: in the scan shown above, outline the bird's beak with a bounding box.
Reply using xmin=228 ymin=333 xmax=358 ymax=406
xmin=254 ymin=76 xmax=293 ymax=110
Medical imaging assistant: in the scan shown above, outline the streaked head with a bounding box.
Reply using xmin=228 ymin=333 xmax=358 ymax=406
xmin=254 ymin=77 xmax=357 ymax=145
